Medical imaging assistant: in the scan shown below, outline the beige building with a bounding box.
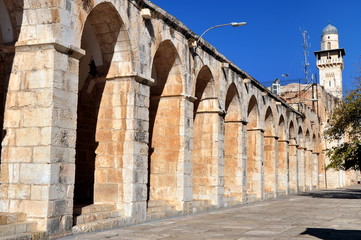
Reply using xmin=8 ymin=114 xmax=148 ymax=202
xmin=0 ymin=1 xmax=357 ymax=239
xmin=280 ymin=24 xmax=356 ymax=189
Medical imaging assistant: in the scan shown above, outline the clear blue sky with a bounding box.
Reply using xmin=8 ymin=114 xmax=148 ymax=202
xmin=149 ymin=0 xmax=361 ymax=92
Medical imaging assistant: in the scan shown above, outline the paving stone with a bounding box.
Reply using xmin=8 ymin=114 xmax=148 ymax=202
xmin=58 ymin=187 xmax=361 ymax=240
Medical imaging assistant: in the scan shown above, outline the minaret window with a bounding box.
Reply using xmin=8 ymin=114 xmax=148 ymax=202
xmin=327 ymin=42 xmax=331 ymax=49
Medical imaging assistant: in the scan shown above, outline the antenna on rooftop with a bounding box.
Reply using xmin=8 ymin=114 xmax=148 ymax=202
xmin=302 ymin=30 xmax=311 ymax=84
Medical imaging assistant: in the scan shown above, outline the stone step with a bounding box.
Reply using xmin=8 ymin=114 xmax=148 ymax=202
xmin=192 ymin=200 xmax=214 ymax=213
xmin=146 ymin=200 xmax=170 ymax=208
xmin=0 ymin=213 xmax=27 ymax=225
xmin=147 ymin=205 xmax=175 ymax=213
xmin=74 ymin=204 xmax=116 ymax=215
xmin=145 ymin=210 xmax=181 ymax=222
xmin=0 ymin=232 xmax=46 ymax=240
xmin=73 ymin=216 xmax=129 ymax=234
xmin=0 ymin=222 xmax=34 ymax=237
xmin=75 ymin=210 xmax=122 ymax=225
xmin=223 ymin=198 xmax=242 ymax=207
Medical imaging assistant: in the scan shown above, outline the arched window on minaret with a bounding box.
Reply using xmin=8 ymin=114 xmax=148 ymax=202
xmin=327 ymin=42 xmax=331 ymax=50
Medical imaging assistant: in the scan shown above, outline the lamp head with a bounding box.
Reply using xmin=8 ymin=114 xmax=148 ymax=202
xmin=231 ymin=22 xmax=247 ymax=27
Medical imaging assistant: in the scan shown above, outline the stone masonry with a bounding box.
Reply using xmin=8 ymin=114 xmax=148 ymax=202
xmin=0 ymin=0 xmax=358 ymax=239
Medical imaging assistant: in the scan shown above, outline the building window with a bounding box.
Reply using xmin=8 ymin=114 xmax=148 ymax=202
xmin=327 ymin=42 xmax=331 ymax=49
xmin=329 ymin=81 xmax=331 ymax=87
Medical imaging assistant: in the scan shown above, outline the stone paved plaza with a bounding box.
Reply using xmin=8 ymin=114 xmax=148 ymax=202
xmin=59 ymin=186 xmax=361 ymax=240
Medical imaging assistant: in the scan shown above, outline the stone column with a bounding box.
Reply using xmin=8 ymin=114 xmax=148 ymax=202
xmin=277 ymin=139 xmax=290 ymax=196
xmin=288 ymin=139 xmax=298 ymax=193
xmin=92 ymin=74 xmax=153 ymax=222
xmin=263 ymin=135 xmax=278 ymax=199
xmin=192 ymin=98 xmax=224 ymax=207
xmin=223 ymin=119 xmax=244 ymax=204
xmin=318 ymin=152 xmax=326 ymax=189
xmin=241 ymin=121 xmax=248 ymax=203
xmin=305 ymin=149 xmax=313 ymax=191
xmin=246 ymin=128 xmax=264 ymax=202
xmin=0 ymin=42 xmax=83 ymax=235
xmin=312 ymin=152 xmax=320 ymax=189
xmin=297 ymin=146 xmax=306 ymax=192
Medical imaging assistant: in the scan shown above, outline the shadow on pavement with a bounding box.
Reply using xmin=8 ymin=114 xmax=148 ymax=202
xmin=301 ymin=228 xmax=361 ymax=240
xmin=298 ymin=188 xmax=361 ymax=199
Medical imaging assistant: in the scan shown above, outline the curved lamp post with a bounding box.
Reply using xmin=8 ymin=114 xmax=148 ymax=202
xmin=196 ymin=22 xmax=247 ymax=46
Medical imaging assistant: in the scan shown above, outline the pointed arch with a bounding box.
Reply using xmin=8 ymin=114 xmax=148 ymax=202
xmin=278 ymin=115 xmax=286 ymax=140
xmin=289 ymin=121 xmax=296 ymax=141
xmin=264 ymin=107 xmax=274 ymax=136
xmin=247 ymin=95 xmax=259 ymax=129
xmin=78 ymin=2 xmax=133 ymax=88
xmin=298 ymin=127 xmax=304 ymax=146
xmin=193 ymin=65 xmax=216 ymax=115
xmin=305 ymin=129 xmax=311 ymax=149
xmin=225 ymin=83 xmax=241 ymax=121
xmin=151 ymin=40 xmax=183 ymax=97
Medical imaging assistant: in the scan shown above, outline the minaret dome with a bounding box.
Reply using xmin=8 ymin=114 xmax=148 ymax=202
xmin=321 ymin=24 xmax=339 ymax=50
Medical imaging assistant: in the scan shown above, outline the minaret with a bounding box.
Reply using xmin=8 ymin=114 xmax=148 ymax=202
xmin=314 ymin=24 xmax=345 ymax=98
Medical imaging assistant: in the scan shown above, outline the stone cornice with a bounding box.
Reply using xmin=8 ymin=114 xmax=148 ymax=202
xmin=15 ymin=39 xmax=85 ymax=59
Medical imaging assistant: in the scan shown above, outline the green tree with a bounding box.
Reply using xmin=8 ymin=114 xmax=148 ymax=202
xmin=324 ymin=80 xmax=361 ymax=170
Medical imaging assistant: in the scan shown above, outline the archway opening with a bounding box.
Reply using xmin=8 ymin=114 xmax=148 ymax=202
xmin=74 ymin=2 xmax=124 ymax=220
xmin=305 ymin=129 xmax=311 ymax=190
xmin=148 ymin=40 xmax=183 ymax=212
xmin=264 ymin=107 xmax=276 ymax=197
xmin=192 ymin=66 xmax=218 ymax=206
xmin=297 ymin=127 xmax=305 ymax=190
xmin=246 ymin=95 xmax=261 ymax=200
xmin=277 ymin=115 xmax=288 ymax=194
xmin=224 ymin=83 xmax=242 ymax=202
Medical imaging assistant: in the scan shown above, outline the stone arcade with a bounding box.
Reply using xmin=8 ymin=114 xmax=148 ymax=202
xmin=0 ymin=1 xmax=357 ymax=239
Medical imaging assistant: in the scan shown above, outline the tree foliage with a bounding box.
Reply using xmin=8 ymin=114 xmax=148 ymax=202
xmin=324 ymin=80 xmax=361 ymax=170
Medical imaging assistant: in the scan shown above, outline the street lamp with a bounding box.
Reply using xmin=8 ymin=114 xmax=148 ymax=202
xmin=194 ymin=22 xmax=247 ymax=47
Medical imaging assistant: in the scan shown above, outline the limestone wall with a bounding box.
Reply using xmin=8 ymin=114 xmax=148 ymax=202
xmin=0 ymin=0 xmax=357 ymax=238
